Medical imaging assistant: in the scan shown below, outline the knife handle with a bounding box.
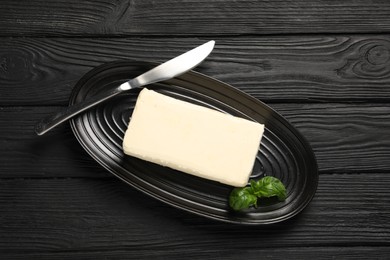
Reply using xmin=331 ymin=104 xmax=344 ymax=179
xmin=35 ymin=84 xmax=129 ymax=136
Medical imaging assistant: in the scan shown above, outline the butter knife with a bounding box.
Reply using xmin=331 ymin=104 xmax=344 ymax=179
xmin=35 ymin=40 xmax=215 ymax=135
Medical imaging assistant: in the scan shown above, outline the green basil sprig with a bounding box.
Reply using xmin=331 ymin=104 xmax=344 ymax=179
xmin=229 ymin=176 xmax=287 ymax=211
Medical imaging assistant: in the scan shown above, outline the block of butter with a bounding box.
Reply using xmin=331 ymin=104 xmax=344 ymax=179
xmin=123 ymin=88 xmax=264 ymax=187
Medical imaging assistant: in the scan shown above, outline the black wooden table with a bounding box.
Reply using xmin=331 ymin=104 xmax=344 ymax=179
xmin=1 ymin=1 xmax=390 ymax=259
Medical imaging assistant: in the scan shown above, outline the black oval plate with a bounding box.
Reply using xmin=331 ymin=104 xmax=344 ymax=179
xmin=69 ymin=60 xmax=318 ymax=225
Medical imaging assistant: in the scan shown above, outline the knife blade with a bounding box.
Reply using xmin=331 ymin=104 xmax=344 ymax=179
xmin=35 ymin=40 xmax=215 ymax=136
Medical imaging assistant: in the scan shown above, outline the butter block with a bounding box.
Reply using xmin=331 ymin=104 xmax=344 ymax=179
xmin=123 ymin=88 xmax=264 ymax=187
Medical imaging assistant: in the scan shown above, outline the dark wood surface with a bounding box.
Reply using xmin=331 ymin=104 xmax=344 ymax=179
xmin=1 ymin=1 xmax=390 ymax=259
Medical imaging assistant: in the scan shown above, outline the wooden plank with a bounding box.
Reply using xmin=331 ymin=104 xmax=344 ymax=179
xmin=0 ymin=174 xmax=389 ymax=252
xmin=274 ymin=103 xmax=390 ymax=173
xmin=1 ymin=36 xmax=390 ymax=106
xmin=1 ymin=104 xmax=390 ymax=178
xmin=1 ymin=1 xmax=390 ymax=36
xmin=2 ymin=247 xmax=390 ymax=259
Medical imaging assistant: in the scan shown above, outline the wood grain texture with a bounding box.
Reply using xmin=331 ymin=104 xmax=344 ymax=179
xmin=1 ymin=0 xmax=390 ymax=36
xmin=1 ymin=104 xmax=389 ymax=178
xmin=1 ymin=36 xmax=390 ymax=105
xmin=0 ymin=174 xmax=389 ymax=253
xmin=0 ymin=107 xmax=110 ymax=178
xmin=2 ymin=247 xmax=390 ymax=260
xmin=275 ymin=103 xmax=390 ymax=173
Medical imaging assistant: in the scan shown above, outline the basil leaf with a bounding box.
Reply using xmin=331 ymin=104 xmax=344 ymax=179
xmin=228 ymin=176 xmax=287 ymax=211
xmin=251 ymin=176 xmax=286 ymax=201
xmin=229 ymin=187 xmax=258 ymax=211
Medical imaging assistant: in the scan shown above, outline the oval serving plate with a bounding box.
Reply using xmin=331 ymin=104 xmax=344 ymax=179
xmin=69 ymin=60 xmax=318 ymax=225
